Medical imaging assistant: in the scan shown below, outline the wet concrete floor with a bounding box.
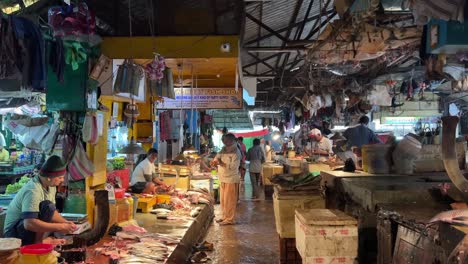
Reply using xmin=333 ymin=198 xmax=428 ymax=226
xmin=203 ymin=173 xmax=279 ymax=264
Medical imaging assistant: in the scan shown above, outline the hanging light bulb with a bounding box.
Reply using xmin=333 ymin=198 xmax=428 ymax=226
xmin=183 ymin=146 xmax=198 ymax=154
xmin=119 ymin=137 xmax=146 ymax=154
xmin=174 ymin=153 xmax=187 ymax=162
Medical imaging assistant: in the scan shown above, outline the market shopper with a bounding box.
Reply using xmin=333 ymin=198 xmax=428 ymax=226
xmin=343 ymin=115 xmax=382 ymax=150
xmin=322 ymin=120 xmax=332 ymax=136
xmin=130 ymin=148 xmax=167 ymax=193
xmin=4 ymin=155 xmax=76 ymax=245
xmin=246 ymin=139 xmax=265 ymax=199
xmin=304 ymin=128 xmax=333 ymax=157
xmin=264 ymin=140 xmax=273 ymax=162
xmin=260 ymin=139 xmax=267 ymax=159
xmin=212 ymin=133 xmax=241 ymax=225
xmin=237 ymin=137 xmax=247 ymax=181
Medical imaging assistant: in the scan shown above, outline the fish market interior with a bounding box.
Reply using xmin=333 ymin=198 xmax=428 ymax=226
xmin=0 ymin=0 xmax=468 ymax=263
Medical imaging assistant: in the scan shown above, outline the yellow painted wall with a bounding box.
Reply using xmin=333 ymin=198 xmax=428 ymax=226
xmin=101 ymin=36 xmax=239 ymax=59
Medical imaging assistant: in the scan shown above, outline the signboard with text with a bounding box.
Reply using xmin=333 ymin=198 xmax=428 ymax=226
xmin=155 ymin=88 xmax=243 ymax=109
xmin=382 ymin=116 xmax=439 ymax=125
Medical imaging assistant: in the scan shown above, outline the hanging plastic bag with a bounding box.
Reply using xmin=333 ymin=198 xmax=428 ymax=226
xmin=67 ymin=141 xmax=95 ymax=181
xmin=42 ymin=122 xmax=60 ymax=154
xmin=114 ymin=60 xmax=143 ymax=96
xmin=82 ymin=113 xmax=99 ymax=145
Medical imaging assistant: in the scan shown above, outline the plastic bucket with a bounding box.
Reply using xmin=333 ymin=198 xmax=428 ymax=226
xmin=19 ymin=244 xmax=57 ymax=264
xmin=114 ymin=188 xmax=126 ymax=198
xmin=361 ymin=144 xmax=391 ymax=174
xmin=392 ymin=135 xmax=422 ymax=175
xmin=394 ymin=135 xmax=422 ymax=158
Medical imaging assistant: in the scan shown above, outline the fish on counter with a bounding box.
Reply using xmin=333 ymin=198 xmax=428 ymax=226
xmin=428 ymin=209 xmax=468 ymax=226
xmin=190 ymin=207 xmax=203 ymax=217
xmin=116 ymin=232 xmax=141 ymax=240
xmin=122 ymin=224 xmax=147 ymax=234
xmin=150 ymin=208 xmax=173 ymax=215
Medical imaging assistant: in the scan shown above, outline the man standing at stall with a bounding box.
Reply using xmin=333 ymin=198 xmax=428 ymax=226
xmin=246 ymin=138 xmax=265 ymax=199
xmin=237 ymin=137 xmax=247 ymax=182
xmin=343 ymin=115 xmax=382 ymax=150
xmin=304 ymin=128 xmax=333 ymax=158
xmin=212 ymin=133 xmax=241 ymax=225
xmin=130 ymin=148 xmax=167 ymax=193
xmin=4 ymin=156 xmax=77 ymax=245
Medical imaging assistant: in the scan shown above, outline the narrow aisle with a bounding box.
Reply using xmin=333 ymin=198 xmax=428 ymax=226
xmin=204 ymin=173 xmax=279 ymax=264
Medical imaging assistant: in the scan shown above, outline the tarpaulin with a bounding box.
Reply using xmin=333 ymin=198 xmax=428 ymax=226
xmin=230 ymin=129 xmax=269 ymax=138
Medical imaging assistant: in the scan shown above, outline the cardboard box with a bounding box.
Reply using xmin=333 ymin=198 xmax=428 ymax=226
xmin=295 ymin=209 xmax=358 ymax=262
xmin=273 ymin=193 xmax=325 ymax=238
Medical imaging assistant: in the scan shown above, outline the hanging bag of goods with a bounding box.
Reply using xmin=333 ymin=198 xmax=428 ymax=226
xmin=48 ymin=3 xmax=96 ymax=37
xmin=68 ymin=141 xmax=95 ymax=181
xmin=82 ymin=113 xmax=99 ymax=145
xmin=114 ymin=60 xmax=143 ymax=96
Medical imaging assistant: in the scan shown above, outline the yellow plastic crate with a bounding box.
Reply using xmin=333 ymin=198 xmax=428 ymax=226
xmin=157 ymin=194 xmax=171 ymax=204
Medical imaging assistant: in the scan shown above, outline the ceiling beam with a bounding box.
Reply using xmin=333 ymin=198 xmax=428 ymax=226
xmin=305 ymin=0 xmax=334 ymax=40
xmin=256 ymin=56 xmax=304 ymax=76
xmin=242 ymin=53 xmax=280 ymax=69
xmin=245 ymin=12 xmax=289 ymax=43
xmin=248 ymin=52 xmax=276 ymax=73
xmin=275 ymin=0 xmax=304 ymax=82
xmin=246 ymin=47 xmax=306 ymax=52
xmin=243 ymin=9 xmax=335 ymax=46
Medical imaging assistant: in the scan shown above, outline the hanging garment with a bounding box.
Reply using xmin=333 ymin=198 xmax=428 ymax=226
xmin=0 ymin=16 xmax=21 ymax=79
xmin=48 ymin=37 xmax=65 ymax=82
xmin=159 ymin=111 xmax=171 ymax=141
xmin=65 ymin=41 xmax=87 ymax=70
xmin=11 ymin=16 xmax=46 ymax=91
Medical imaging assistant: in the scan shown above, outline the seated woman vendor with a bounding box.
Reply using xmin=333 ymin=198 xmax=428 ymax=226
xmin=3 ymin=156 xmax=77 ymax=245
xmin=303 ymin=128 xmax=333 ymax=158
xmin=130 ymin=148 xmax=168 ymax=194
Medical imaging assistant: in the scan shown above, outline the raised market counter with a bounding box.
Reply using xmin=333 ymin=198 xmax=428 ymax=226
xmin=86 ymin=204 xmax=214 ymax=263
xmin=319 ymin=170 xmax=456 ymax=263
xmin=320 ymin=170 xmax=452 ymax=210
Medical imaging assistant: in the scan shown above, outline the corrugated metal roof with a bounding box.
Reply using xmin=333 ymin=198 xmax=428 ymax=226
xmin=241 ymin=0 xmax=336 ymax=77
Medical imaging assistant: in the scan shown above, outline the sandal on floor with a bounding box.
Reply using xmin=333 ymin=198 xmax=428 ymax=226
xmin=215 ymin=218 xmax=224 ymax=223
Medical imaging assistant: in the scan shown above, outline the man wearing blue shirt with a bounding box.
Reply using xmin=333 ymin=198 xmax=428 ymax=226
xmin=343 ymin=116 xmax=382 ymax=150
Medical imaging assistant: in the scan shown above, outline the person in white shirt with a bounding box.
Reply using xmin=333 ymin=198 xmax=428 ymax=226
xmin=259 ymin=139 xmax=267 ymax=159
xmin=212 ymin=133 xmax=241 ymax=225
xmin=264 ymin=140 xmax=272 ymax=162
xmin=130 ymin=148 xmax=166 ymax=193
xmin=304 ymin=128 xmax=333 ymax=157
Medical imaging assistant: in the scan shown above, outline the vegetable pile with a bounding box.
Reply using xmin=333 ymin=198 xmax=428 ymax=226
xmin=6 ymin=176 xmax=31 ymax=194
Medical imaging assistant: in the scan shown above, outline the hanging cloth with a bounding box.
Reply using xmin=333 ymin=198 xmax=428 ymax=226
xmin=67 ymin=141 xmax=95 ymax=181
xmin=65 ymin=42 xmax=87 ymax=70
xmin=0 ymin=16 xmax=21 ymax=80
xmin=49 ymin=37 xmax=65 ymax=82
xmin=11 ymin=15 xmax=46 ymax=91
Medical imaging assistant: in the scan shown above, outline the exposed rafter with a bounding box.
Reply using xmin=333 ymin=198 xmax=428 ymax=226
xmin=245 ymin=12 xmax=289 ymax=43
xmin=243 ymin=9 xmax=335 ymax=46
